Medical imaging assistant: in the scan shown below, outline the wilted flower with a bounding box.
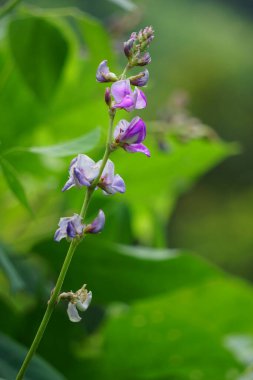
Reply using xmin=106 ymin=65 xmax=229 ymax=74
xmin=97 ymin=160 xmax=126 ymax=195
xmin=113 ymin=116 xmax=150 ymax=156
xmin=84 ymin=209 xmax=105 ymax=234
xmin=96 ymin=60 xmax=118 ymax=83
xmin=111 ymin=79 xmax=147 ymax=112
xmin=54 ymin=214 xmax=84 ymax=242
xmin=66 ymin=285 xmax=92 ymax=323
xmin=62 ymin=154 xmax=99 ymax=191
xmin=130 ymin=69 xmax=149 ymax=87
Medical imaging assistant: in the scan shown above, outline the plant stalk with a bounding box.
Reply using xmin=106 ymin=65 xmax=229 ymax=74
xmin=16 ymin=110 xmax=116 ymax=379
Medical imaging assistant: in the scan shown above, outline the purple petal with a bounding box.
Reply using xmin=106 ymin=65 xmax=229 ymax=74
xmin=113 ymin=95 xmax=135 ymax=112
xmin=85 ymin=210 xmax=105 ymax=234
xmin=54 ymin=228 xmax=65 ymax=242
xmin=124 ymin=143 xmax=151 ymax=157
xmin=66 ymin=221 xmax=76 ymax=238
xmin=96 ymin=60 xmax=110 ymax=82
xmin=73 ymin=168 xmax=90 ymax=187
xmin=111 ymin=80 xmax=131 ymax=103
xmin=111 ymin=174 xmax=126 ymax=193
xmin=113 ymin=119 xmax=129 ymax=140
xmin=100 ymin=160 xmax=115 ymax=185
xmin=130 ymin=69 xmax=149 ymax=87
xmin=134 ymin=88 xmax=147 ymax=109
xmin=62 ymin=178 xmax=74 ymax=192
xmin=121 ymin=117 xmax=146 ymax=144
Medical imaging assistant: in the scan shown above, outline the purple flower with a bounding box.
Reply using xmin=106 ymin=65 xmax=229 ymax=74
xmin=54 ymin=214 xmax=84 ymax=242
xmin=96 ymin=60 xmax=117 ymax=83
xmin=84 ymin=210 xmax=105 ymax=234
xmin=62 ymin=154 xmax=99 ymax=191
xmin=111 ymin=80 xmax=147 ymax=112
xmin=113 ymin=116 xmax=150 ymax=157
xmin=98 ymin=160 xmax=126 ymax=195
xmin=130 ymin=69 xmax=149 ymax=87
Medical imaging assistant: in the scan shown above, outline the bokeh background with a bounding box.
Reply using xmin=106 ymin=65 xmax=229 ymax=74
xmin=1 ymin=0 xmax=253 ymax=379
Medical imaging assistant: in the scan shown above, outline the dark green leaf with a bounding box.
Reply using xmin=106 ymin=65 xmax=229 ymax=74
xmin=0 ymin=157 xmax=32 ymax=213
xmin=0 ymin=333 xmax=65 ymax=380
xmin=34 ymin=238 xmax=222 ymax=304
xmin=0 ymin=246 xmax=25 ymax=292
xmin=97 ymin=278 xmax=253 ymax=379
xmin=8 ymin=16 xmax=68 ymax=102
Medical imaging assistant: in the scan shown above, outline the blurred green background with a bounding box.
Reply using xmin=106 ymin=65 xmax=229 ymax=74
xmin=1 ymin=0 xmax=253 ymax=379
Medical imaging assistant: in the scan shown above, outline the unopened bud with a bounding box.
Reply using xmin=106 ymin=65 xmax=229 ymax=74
xmin=96 ymin=60 xmax=118 ymax=83
xmin=105 ymin=87 xmax=111 ymax=106
xmin=130 ymin=69 xmax=149 ymax=87
xmin=137 ymin=52 xmax=151 ymax=66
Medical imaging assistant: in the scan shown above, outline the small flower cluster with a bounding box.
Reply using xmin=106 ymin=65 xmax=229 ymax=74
xmin=54 ymin=27 xmax=154 ymax=320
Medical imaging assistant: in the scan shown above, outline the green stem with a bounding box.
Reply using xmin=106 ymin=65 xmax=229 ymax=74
xmin=120 ymin=63 xmax=130 ymax=79
xmin=0 ymin=0 xmax=21 ymax=19
xmin=16 ymin=105 xmax=116 ymax=380
xmin=16 ymin=239 xmax=78 ymax=380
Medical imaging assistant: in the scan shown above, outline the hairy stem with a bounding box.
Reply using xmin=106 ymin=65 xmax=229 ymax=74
xmin=16 ymin=109 xmax=116 ymax=380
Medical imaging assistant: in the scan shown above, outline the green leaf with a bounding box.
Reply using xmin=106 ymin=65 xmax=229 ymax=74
xmin=115 ymin=137 xmax=237 ymax=242
xmin=24 ymin=128 xmax=100 ymax=157
xmin=97 ymin=277 xmax=253 ymax=379
xmin=0 ymin=333 xmax=65 ymax=380
xmin=0 ymin=246 xmax=25 ymax=292
xmin=8 ymin=16 xmax=68 ymax=102
xmin=34 ymin=238 xmax=221 ymax=304
xmin=0 ymin=157 xmax=32 ymax=213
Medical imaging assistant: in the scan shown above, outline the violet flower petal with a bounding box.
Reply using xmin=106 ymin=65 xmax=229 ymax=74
xmin=130 ymin=69 xmax=149 ymax=87
xmin=96 ymin=60 xmax=110 ymax=82
xmin=124 ymin=143 xmax=151 ymax=157
xmin=111 ymin=174 xmax=126 ymax=193
xmin=111 ymin=80 xmax=131 ymax=103
xmin=113 ymin=95 xmax=135 ymax=111
xmin=113 ymin=119 xmax=129 ymax=140
xmin=134 ymin=88 xmax=147 ymax=109
xmin=85 ymin=210 xmax=105 ymax=234
xmin=121 ymin=116 xmax=146 ymax=144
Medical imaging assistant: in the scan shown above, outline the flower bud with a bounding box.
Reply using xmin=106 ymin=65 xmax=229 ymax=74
xmin=84 ymin=209 xmax=105 ymax=234
xmin=130 ymin=69 xmax=149 ymax=87
xmin=96 ymin=60 xmax=118 ymax=83
xmin=123 ymin=33 xmax=136 ymax=58
xmin=137 ymin=52 xmax=151 ymax=66
xmin=105 ymin=87 xmax=111 ymax=106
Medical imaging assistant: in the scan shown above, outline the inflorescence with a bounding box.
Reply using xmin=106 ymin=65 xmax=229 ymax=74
xmin=55 ymin=26 xmax=154 ymax=321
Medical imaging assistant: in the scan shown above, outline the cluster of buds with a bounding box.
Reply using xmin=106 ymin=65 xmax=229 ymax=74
xmin=54 ymin=26 xmax=154 ymax=321
xmin=124 ymin=26 xmax=154 ymax=67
